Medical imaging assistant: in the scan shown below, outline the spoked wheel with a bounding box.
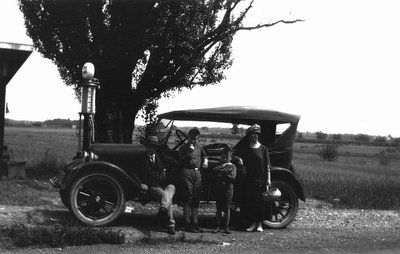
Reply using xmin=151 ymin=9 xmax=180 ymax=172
xmin=263 ymin=179 xmax=298 ymax=229
xmin=69 ymin=172 xmax=125 ymax=226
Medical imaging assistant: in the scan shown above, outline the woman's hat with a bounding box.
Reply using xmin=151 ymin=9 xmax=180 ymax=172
xmin=143 ymin=135 xmax=160 ymax=147
xmin=246 ymin=124 xmax=261 ymax=135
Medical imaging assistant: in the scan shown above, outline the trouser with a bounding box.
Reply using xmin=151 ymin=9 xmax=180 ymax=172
xmin=180 ymin=168 xmax=202 ymax=208
xmin=147 ymin=184 xmax=176 ymax=227
xmin=215 ymin=182 xmax=234 ymax=212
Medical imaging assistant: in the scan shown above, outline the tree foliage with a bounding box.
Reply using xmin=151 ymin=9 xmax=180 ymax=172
xmin=315 ymin=131 xmax=328 ymax=141
xmin=18 ymin=0 xmax=301 ymax=143
xmin=353 ymin=134 xmax=370 ymax=143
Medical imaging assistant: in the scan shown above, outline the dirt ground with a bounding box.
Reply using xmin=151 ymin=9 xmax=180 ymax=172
xmin=1 ymin=186 xmax=400 ymax=254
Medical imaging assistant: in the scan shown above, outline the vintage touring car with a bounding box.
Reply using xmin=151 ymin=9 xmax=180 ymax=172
xmin=51 ymin=106 xmax=305 ymax=229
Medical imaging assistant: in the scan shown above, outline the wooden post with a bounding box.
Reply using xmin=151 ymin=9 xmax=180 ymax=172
xmin=0 ymin=68 xmax=6 ymax=174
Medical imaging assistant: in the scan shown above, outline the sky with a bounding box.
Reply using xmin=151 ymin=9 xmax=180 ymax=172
xmin=1 ymin=0 xmax=399 ymax=137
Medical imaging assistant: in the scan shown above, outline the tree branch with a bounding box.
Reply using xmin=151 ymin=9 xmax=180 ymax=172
xmin=237 ymin=19 xmax=304 ymax=31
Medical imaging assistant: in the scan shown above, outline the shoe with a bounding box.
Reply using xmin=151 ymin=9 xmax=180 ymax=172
xmin=246 ymin=222 xmax=256 ymax=232
xmin=157 ymin=207 xmax=168 ymax=225
xmin=192 ymin=224 xmax=204 ymax=233
xmin=213 ymin=227 xmax=221 ymax=233
xmin=256 ymin=222 xmax=263 ymax=232
xmin=224 ymin=228 xmax=231 ymax=234
xmin=158 ymin=207 xmax=168 ymax=218
xmin=167 ymin=226 xmax=176 ymax=235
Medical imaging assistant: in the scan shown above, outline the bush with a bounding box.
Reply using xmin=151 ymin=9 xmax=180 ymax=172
xmin=375 ymin=149 xmax=397 ymax=166
xmin=318 ymin=143 xmax=339 ymax=162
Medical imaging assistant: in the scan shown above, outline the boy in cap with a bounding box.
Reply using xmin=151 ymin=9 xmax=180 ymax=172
xmin=179 ymin=128 xmax=208 ymax=233
xmin=212 ymin=147 xmax=236 ymax=234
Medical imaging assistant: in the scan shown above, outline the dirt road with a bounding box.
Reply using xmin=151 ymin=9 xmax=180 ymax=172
xmin=1 ymin=198 xmax=400 ymax=253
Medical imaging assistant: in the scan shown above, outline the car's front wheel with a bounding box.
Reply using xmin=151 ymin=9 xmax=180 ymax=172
xmin=263 ymin=179 xmax=299 ymax=229
xmin=69 ymin=172 xmax=125 ymax=226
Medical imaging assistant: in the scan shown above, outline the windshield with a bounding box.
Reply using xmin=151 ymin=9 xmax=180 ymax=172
xmin=156 ymin=118 xmax=249 ymax=148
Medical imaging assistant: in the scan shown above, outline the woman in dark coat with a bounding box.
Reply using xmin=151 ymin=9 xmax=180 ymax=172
xmin=236 ymin=124 xmax=271 ymax=232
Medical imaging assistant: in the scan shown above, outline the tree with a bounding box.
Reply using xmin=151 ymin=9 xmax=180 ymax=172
xmin=231 ymin=123 xmax=239 ymax=135
xmin=315 ymin=131 xmax=328 ymax=141
xmin=296 ymin=131 xmax=304 ymax=140
xmin=19 ymin=0 xmax=301 ymax=143
xmin=353 ymin=134 xmax=370 ymax=143
xmin=332 ymin=133 xmax=342 ymax=142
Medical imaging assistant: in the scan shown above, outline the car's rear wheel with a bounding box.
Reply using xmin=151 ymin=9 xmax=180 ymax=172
xmin=263 ymin=179 xmax=298 ymax=229
xmin=69 ymin=172 xmax=125 ymax=226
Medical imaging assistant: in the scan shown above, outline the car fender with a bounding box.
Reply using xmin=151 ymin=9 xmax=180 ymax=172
xmin=271 ymin=166 xmax=306 ymax=201
xmin=63 ymin=160 xmax=141 ymax=192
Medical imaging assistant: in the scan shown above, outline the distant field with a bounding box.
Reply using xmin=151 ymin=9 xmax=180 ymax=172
xmin=3 ymin=127 xmax=400 ymax=209
xmin=293 ymin=143 xmax=400 ymax=209
xmin=4 ymin=126 xmax=78 ymax=162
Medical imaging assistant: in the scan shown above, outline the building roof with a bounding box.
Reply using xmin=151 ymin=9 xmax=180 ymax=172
xmin=0 ymin=41 xmax=34 ymax=85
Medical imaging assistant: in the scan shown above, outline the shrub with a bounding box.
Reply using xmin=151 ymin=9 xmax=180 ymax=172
xmin=318 ymin=143 xmax=339 ymax=162
xmin=376 ymin=150 xmax=392 ymax=165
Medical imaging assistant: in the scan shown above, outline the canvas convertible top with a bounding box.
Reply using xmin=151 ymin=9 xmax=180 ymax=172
xmin=158 ymin=106 xmax=300 ymax=124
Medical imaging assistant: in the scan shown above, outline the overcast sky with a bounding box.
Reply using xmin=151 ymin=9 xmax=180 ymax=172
xmin=1 ymin=0 xmax=399 ymax=137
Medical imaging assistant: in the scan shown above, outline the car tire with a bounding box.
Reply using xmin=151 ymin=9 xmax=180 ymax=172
xmin=262 ymin=179 xmax=299 ymax=229
xmin=69 ymin=172 xmax=126 ymax=226
xmin=60 ymin=188 xmax=70 ymax=209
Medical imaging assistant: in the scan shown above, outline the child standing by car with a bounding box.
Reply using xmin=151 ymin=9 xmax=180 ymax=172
xmin=179 ymin=128 xmax=208 ymax=233
xmin=213 ymin=147 xmax=236 ymax=234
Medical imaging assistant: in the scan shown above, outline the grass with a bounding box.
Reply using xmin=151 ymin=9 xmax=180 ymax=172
xmin=294 ymin=144 xmax=400 ymax=209
xmin=4 ymin=127 xmax=77 ymax=178
xmin=0 ymin=179 xmax=64 ymax=208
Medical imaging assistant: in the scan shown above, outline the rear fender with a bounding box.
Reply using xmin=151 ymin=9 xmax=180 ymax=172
xmin=271 ymin=166 xmax=305 ymax=201
xmin=63 ymin=161 xmax=141 ymax=194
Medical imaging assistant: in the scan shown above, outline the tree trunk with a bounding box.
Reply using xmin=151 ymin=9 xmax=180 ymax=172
xmin=94 ymin=70 xmax=143 ymax=144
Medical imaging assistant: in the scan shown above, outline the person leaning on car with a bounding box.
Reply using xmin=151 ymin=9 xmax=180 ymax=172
xmin=137 ymin=135 xmax=177 ymax=235
xmin=179 ymin=127 xmax=208 ymax=233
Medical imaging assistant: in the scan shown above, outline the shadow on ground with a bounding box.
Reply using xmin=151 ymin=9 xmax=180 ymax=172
xmin=26 ymin=201 xmax=248 ymax=239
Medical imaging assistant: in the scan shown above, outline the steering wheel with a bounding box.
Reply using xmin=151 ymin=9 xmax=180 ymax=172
xmin=173 ymin=129 xmax=188 ymax=150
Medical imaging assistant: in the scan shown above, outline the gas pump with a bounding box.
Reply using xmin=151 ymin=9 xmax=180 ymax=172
xmin=76 ymin=62 xmax=99 ymax=158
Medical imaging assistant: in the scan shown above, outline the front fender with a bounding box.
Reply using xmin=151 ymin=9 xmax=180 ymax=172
xmin=271 ymin=166 xmax=305 ymax=201
xmin=62 ymin=160 xmax=141 ymax=191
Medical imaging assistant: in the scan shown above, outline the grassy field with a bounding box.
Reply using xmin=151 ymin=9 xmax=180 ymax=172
xmin=293 ymin=143 xmax=400 ymax=209
xmin=3 ymin=127 xmax=78 ymax=178
xmin=3 ymin=127 xmax=400 ymax=209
